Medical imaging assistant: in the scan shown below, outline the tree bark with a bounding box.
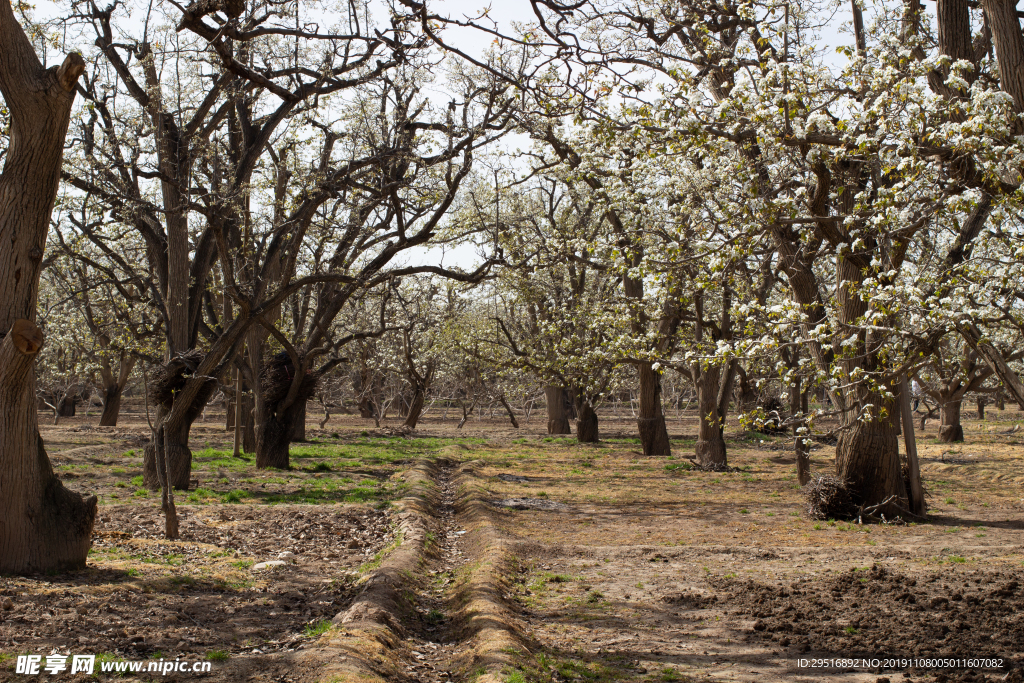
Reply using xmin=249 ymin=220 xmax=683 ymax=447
xmin=939 ymin=400 xmax=965 ymax=442
xmin=0 ymin=3 xmax=95 ymax=573
xmin=976 ymin=397 xmax=986 ymax=421
xmin=144 ymin=411 xmax=193 ymax=490
xmin=637 ymin=364 xmax=671 ymax=455
xmin=404 ymin=385 xmax=426 ymax=429
xmin=98 ymin=354 xmax=135 ymax=427
xmin=796 ymin=431 xmax=811 ymax=485
xmin=898 ymin=375 xmax=926 ymax=517
xmin=693 ymin=364 xmax=728 ymax=468
xmin=0 ymin=322 xmax=98 ymax=573
xmin=576 ymin=401 xmax=599 ymax=443
xmin=98 ymin=385 xmax=122 ymax=426
xmin=834 ymin=393 xmax=909 ymax=516
xmin=143 ymin=376 xmax=217 ymax=489
xmin=256 ymin=398 xmax=307 ymax=469
xmin=982 ymin=0 xmax=1024 ymax=115
xmin=498 ymin=393 xmax=520 ymax=429
xmin=57 ymin=394 xmax=77 ymax=417
xmin=291 ymin=401 xmax=306 ymax=442
xmin=255 ymin=355 xmax=318 ymax=469
xmin=232 ymin=367 xmax=242 ymax=457
xmin=544 ymin=385 xmax=571 ymax=434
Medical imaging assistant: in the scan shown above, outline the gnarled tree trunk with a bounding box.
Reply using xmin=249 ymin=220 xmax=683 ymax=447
xmin=57 ymin=394 xmax=77 ymax=417
xmin=256 ymin=396 xmax=306 ymax=469
xmin=575 ymin=398 xmax=599 ymax=443
xmin=939 ymin=400 xmax=964 ymax=442
xmin=835 ymin=391 xmax=909 ymax=516
xmin=291 ymin=401 xmax=307 ymax=442
xmin=693 ymin=364 xmax=727 ymax=468
xmin=0 ymin=8 xmax=95 ymax=574
xmin=544 ymin=385 xmax=571 ymax=435
xmin=404 ymin=385 xmax=427 ymax=429
xmin=98 ymin=353 xmax=135 ymax=426
xmin=98 ymin=385 xmax=122 ymax=426
xmin=637 ymin=364 xmax=671 ymax=455
xmin=256 ymin=354 xmax=319 ymax=469
xmin=143 ymin=376 xmax=217 ymax=490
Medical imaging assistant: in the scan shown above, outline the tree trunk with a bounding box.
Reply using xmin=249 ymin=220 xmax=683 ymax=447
xmin=544 ymin=385 xmax=571 ymax=434
xmin=232 ymin=368 xmax=243 ymax=457
xmin=57 ymin=394 xmax=77 ymax=417
xmin=498 ymin=393 xmax=520 ymax=428
xmin=939 ymin=400 xmax=965 ymax=442
xmin=788 ymin=375 xmax=802 ymax=419
xmin=0 ymin=322 xmax=98 ymax=573
xmin=796 ymin=431 xmax=810 ymax=485
xmin=404 ymin=385 xmax=426 ymax=429
xmin=256 ymin=357 xmax=318 ymax=469
xmin=976 ymin=397 xmax=986 ymax=421
xmin=143 ymin=373 xmax=217 ymax=490
xmin=0 ymin=8 xmax=94 ymax=574
xmin=241 ymin=395 xmax=256 ymax=453
xmin=734 ymin=365 xmax=758 ymax=410
xmin=256 ymin=398 xmax=306 ymax=469
xmin=358 ymin=397 xmax=376 ymax=419
xmin=637 ymin=364 xmax=671 ymax=455
xmin=982 ymin=0 xmax=1024 ymax=116
xmin=835 ymin=395 xmax=908 ymax=516
xmin=694 ymin=364 xmax=727 ymax=468
xmin=576 ymin=401 xmax=599 ymax=443
xmin=898 ymin=375 xmax=926 ymax=517
xmin=144 ymin=412 xmax=194 ymax=490
xmin=98 ymin=354 xmax=134 ymax=427
xmin=98 ymin=384 xmax=123 ymax=426
xmin=291 ymin=401 xmax=306 ymax=442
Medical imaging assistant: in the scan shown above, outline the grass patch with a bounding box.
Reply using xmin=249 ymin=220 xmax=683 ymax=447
xmin=304 ymin=619 xmax=332 ymax=637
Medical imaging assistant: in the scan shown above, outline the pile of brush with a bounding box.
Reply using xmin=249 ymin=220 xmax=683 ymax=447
xmin=261 ymin=352 xmax=318 ymax=406
xmin=149 ymin=350 xmax=205 ymax=408
xmin=755 ymin=395 xmax=788 ymax=435
xmin=806 ymin=474 xmax=856 ymax=520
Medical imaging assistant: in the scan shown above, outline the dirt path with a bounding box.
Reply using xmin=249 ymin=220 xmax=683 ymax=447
xmin=399 ymin=462 xmax=466 ymax=682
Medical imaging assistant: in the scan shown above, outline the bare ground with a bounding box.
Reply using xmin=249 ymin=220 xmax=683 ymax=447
xmin=1 ymin=405 xmax=1022 ymax=683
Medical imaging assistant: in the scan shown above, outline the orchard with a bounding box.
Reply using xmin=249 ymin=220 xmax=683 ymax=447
xmin=1 ymin=0 xmax=1023 ymax=680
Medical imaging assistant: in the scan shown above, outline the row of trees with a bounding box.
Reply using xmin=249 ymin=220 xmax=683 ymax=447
xmin=5 ymin=0 xmax=1024 ymax=573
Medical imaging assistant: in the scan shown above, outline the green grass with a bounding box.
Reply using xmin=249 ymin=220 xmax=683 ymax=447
xmin=206 ymin=650 xmax=229 ymax=662
xmin=222 ymin=489 xmax=250 ymax=503
xmin=303 ymin=619 xmax=332 ymax=637
xmin=186 ymin=487 xmax=218 ymax=503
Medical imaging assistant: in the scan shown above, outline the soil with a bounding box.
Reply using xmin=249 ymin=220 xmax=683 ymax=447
xmin=718 ymin=564 xmax=1024 ymax=662
xmin=0 ymin=503 xmax=393 ymax=681
xmin=2 ymin=404 xmax=1023 ymax=682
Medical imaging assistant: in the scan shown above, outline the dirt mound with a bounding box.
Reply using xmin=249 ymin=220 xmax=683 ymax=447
xmin=719 ymin=564 xmax=1023 ymax=675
